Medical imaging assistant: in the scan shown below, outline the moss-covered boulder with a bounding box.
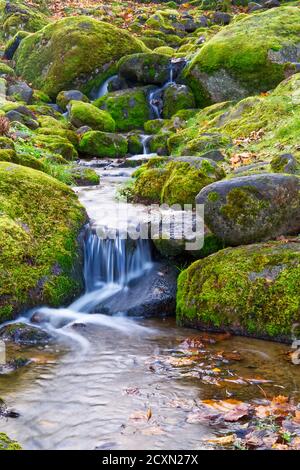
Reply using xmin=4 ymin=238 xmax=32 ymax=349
xmin=0 ymin=162 xmax=86 ymax=322
xmin=36 ymin=127 xmax=79 ymax=148
xmin=162 ymin=157 xmax=225 ymax=206
xmin=79 ymin=130 xmax=128 ymax=158
xmin=118 ymin=53 xmax=170 ymax=85
xmin=69 ymin=166 xmax=100 ymax=186
xmin=0 ymin=433 xmax=22 ymax=450
xmin=0 ymin=147 xmax=46 ymax=172
xmin=196 ymin=174 xmax=300 ymax=246
xmin=95 ymin=87 xmax=151 ymax=131
xmin=69 ymin=101 xmax=115 ymax=132
xmin=163 ymin=84 xmax=195 ymax=118
xmin=56 ymin=90 xmax=89 ymax=111
xmin=132 ymin=156 xmax=225 ymax=206
xmin=15 ymin=16 xmax=147 ymax=99
xmin=0 ymin=61 xmax=15 ymax=77
xmin=31 ymin=134 xmax=78 ymax=160
xmin=1 ymin=1 xmax=48 ymax=39
xmin=184 ymin=6 xmax=300 ymax=107
xmin=177 ymin=239 xmax=300 ymax=340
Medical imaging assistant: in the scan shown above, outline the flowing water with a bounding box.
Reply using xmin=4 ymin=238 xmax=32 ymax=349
xmin=1 ymin=140 xmax=300 ymax=450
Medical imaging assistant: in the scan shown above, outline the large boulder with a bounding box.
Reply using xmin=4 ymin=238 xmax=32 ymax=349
xmin=184 ymin=7 xmax=300 ymax=107
xmin=196 ymin=174 xmax=300 ymax=246
xmin=69 ymin=101 xmax=115 ymax=132
xmin=177 ymin=239 xmax=300 ymax=341
xmin=0 ymin=162 xmax=86 ymax=322
xmin=118 ymin=53 xmax=171 ymax=85
xmin=95 ymin=87 xmax=151 ymax=131
xmin=14 ymin=16 xmax=147 ymax=99
xmin=79 ymin=130 xmax=128 ymax=158
xmin=56 ymin=90 xmax=89 ymax=111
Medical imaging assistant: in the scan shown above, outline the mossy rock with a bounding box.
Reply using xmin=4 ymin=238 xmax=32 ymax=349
xmin=2 ymin=7 xmax=48 ymax=39
xmin=184 ymin=6 xmax=300 ymax=107
xmin=79 ymin=130 xmax=128 ymax=158
xmin=56 ymin=90 xmax=89 ymax=111
xmin=161 ymin=157 xmax=225 ymax=206
xmin=132 ymin=156 xmax=225 ymax=206
xmin=69 ymin=166 xmax=100 ymax=186
xmin=177 ymin=239 xmax=300 ymax=340
xmin=0 ymin=148 xmax=46 ymax=171
xmin=0 ymin=162 xmax=86 ymax=322
xmin=4 ymin=30 xmax=30 ymax=60
xmin=118 ymin=53 xmax=170 ymax=85
xmin=32 ymin=135 xmax=78 ymax=161
xmin=127 ymin=134 xmax=143 ymax=155
xmin=196 ymin=174 xmax=300 ymax=246
xmin=69 ymin=101 xmax=115 ymax=132
xmin=0 ymin=322 xmax=52 ymax=346
xmin=94 ymin=87 xmax=151 ymax=132
xmin=0 ymin=433 xmax=22 ymax=450
xmin=0 ymin=61 xmax=15 ymax=77
xmin=36 ymin=127 xmax=79 ymax=148
xmin=37 ymin=115 xmax=69 ymax=129
xmin=163 ymin=84 xmax=195 ymax=118
xmin=140 ymin=36 xmax=165 ymax=50
xmin=144 ymin=119 xmax=166 ymax=134
xmin=153 ymin=46 xmax=175 ymax=57
xmin=0 ymin=137 xmax=15 ymax=150
xmin=15 ymin=16 xmax=147 ymax=99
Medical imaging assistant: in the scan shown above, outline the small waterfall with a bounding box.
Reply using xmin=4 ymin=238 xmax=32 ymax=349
xmin=83 ymin=229 xmax=152 ymax=292
xmin=149 ymin=62 xmax=175 ymax=119
xmin=93 ymin=75 xmax=118 ymax=100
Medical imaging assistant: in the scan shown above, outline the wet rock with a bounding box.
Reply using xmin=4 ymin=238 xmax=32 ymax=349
xmin=199 ymin=150 xmax=225 ymax=162
xmin=248 ymin=2 xmax=264 ymax=12
xmin=196 ymin=174 xmax=300 ymax=246
xmin=107 ymin=76 xmax=128 ymax=93
xmin=5 ymin=110 xmax=39 ymax=130
xmin=56 ymin=90 xmax=89 ymax=111
xmin=0 ymin=323 xmax=53 ymax=346
xmin=4 ymin=31 xmax=30 ymax=60
xmin=162 ymin=84 xmax=195 ymax=119
xmin=118 ymin=53 xmax=171 ymax=86
xmin=0 ymin=357 xmax=30 ymax=375
xmin=7 ymin=81 xmax=33 ymax=104
xmin=197 ymin=16 xmax=209 ymax=28
xmin=212 ymin=12 xmax=232 ymax=26
xmin=98 ymin=262 xmax=178 ymax=317
xmin=264 ymin=0 xmax=281 ymax=8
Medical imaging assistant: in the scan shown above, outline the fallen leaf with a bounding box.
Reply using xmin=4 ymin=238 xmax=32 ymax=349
xmin=206 ymin=434 xmax=236 ymax=446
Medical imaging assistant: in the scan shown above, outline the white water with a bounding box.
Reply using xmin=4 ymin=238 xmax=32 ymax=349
xmin=149 ymin=63 xmax=175 ymax=118
xmin=94 ymin=75 xmax=118 ymax=99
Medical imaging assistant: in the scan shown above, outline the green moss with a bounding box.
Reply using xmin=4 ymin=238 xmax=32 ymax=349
xmin=0 ymin=148 xmax=46 ymax=171
xmin=161 ymin=159 xmax=225 ymax=206
xmin=184 ymin=6 xmax=300 ymax=106
xmin=131 ymin=157 xmax=225 ymax=206
xmin=95 ymin=87 xmax=150 ymax=131
xmin=127 ymin=134 xmax=143 ymax=155
xmin=69 ymin=101 xmax=115 ymax=132
xmin=0 ymin=433 xmax=22 ymax=451
xmin=69 ymin=166 xmax=100 ymax=186
xmin=0 ymin=137 xmax=15 ymax=150
xmin=0 ymin=62 xmax=14 ymax=76
xmin=36 ymin=127 xmax=79 ymax=148
xmin=15 ymin=16 xmax=147 ymax=98
xmin=32 ymin=135 xmax=78 ymax=161
xmin=177 ymin=239 xmax=300 ymax=339
xmin=163 ymin=84 xmax=196 ymax=119
xmin=144 ymin=119 xmax=166 ymax=135
xmin=2 ymin=8 xmax=48 ymax=39
xmin=79 ymin=130 xmax=128 ymax=158
xmin=0 ymin=162 xmax=86 ymax=321
xmin=153 ymin=46 xmax=175 ymax=57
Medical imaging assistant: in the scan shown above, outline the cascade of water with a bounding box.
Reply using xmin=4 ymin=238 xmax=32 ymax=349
xmin=93 ymin=75 xmax=118 ymax=100
xmin=148 ymin=62 xmax=175 ymax=119
xmin=83 ymin=229 xmax=153 ymax=292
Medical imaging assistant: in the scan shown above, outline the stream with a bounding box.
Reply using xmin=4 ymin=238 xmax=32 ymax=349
xmin=1 ymin=166 xmax=300 ymax=450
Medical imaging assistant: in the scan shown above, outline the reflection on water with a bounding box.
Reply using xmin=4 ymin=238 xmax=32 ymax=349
xmin=0 ymin=318 xmax=299 ymax=450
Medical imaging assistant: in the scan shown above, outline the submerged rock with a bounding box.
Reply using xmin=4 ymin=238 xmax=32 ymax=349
xmin=177 ymin=239 xmax=300 ymax=341
xmin=14 ymin=16 xmax=147 ymax=98
xmin=196 ymin=174 xmax=300 ymax=246
xmin=98 ymin=262 xmax=178 ymax=317
xmin=0 ymin=322 xmax=52 ymax=346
